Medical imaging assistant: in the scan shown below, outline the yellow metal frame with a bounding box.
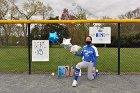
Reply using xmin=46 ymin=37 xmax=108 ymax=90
xmin=0 ymin=19 xmax=140 ymax=24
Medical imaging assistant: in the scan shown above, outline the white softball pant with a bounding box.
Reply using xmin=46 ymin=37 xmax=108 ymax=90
xmin=76 ymin=61 xmax=94 ymax=80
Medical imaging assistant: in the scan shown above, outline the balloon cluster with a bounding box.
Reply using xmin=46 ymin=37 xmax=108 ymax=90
xmin=48 ymin=32 xmax=81 ymax=53
xmin=70 ymin=45 xmax=81 ymax=54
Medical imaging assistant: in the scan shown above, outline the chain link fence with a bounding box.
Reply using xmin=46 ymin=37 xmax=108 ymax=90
xmin=0 ymin=23 xmax=28 ymax=73
xmin=120 ymin=23 xmax=140 ymax=74
xmin=0 ymin=22 xmax=140 ymax=75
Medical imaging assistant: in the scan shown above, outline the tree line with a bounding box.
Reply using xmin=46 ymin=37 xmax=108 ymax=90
xmin=0 ymin=0 xmax=140 ymax=47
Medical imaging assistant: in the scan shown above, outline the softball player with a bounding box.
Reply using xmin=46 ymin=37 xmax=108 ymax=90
xmin=72 ymin=36 xmax=99 ymax=87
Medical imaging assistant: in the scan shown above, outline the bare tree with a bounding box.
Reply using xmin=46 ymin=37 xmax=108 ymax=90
xmin=118 ymin=8 xmax=140 ymax=19
xmin=118 ymin=8 xmax=140 ymax=32
xmin=9 ymin=0 xmax=53 ymax=46
xmin=0 ymin=0 xmax=12 ymax=46
xmin=36 ymin=1 xmax=53 ymax=20
xmin=61 ymin=7 xmax=89 ymax=45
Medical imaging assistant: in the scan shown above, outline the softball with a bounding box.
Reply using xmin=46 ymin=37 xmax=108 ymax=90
xmin=51 ymin=72 xmax=55 ymax=76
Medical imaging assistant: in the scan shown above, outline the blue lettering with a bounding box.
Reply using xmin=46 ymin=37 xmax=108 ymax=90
xmin=96 ymin=33 xmax=105 ymax=37
xmin=37 ymin=49 xmax=43 ymax=55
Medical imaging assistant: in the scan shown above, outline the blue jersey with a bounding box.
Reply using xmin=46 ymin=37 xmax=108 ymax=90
xmin=75 ymin=45 xmax=97 ymax=67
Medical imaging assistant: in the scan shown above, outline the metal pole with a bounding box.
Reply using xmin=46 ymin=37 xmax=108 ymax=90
xmin=28 ymin=24 xmax=31 ymax=74
xmin=118 ymin=23 xmax=120 ymax=75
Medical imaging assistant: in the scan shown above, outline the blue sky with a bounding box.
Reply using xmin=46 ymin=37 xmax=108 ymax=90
xmin=16 ymin=0 xmax=140 ymax=19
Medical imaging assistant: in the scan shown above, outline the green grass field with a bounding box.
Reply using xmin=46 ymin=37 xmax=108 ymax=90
xmin=0 ymin=47 xmax=140 ymax=73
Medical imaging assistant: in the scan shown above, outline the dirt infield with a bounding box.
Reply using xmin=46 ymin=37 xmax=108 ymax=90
xmin=0 ymin=74 xmax=140 ymax=93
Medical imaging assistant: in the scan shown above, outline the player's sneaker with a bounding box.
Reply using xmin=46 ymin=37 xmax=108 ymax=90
xmin=96 ymin=69 xmax=99 ymax=76
xmin=93 ymin=69 xmax=99 ymax=78
xmin=93 ymin=73 xmax=96 ymax=78
xmin=72 ymin=80 xmax=78 ymax=87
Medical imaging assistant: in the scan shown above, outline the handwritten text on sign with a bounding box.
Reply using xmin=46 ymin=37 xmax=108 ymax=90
xmin=32 ymin=40 xmax=49 ymax=61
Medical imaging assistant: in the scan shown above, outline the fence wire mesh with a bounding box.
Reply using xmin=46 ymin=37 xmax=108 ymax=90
xmin=0 ymin=22 xmax=140 ymax=75
xmin=0 ymin=23 xmax=28 ymax=73
xmin=120 ymin=23 xmax=140 ymax=74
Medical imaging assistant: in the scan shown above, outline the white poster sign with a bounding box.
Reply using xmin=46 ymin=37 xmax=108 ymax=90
xmin=89 ymin=27 xmax=111 ymax=44
xmin=32 ymin=40 xmax=49 ymax=61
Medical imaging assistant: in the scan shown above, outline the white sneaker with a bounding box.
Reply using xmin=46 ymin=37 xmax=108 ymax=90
xmin=72 ymin=80 xmax=78 ymax=87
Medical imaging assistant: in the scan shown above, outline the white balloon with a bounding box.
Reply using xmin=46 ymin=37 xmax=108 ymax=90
xmin=70 ymin=45 xmax=81 ymax=53
xmin=64 ymin=44 xmax=72 ymax=49
xmin=61 ymin=38 xmax=72 ymax=49
xmin=62 ymin=38 xmax=71 ymax=45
